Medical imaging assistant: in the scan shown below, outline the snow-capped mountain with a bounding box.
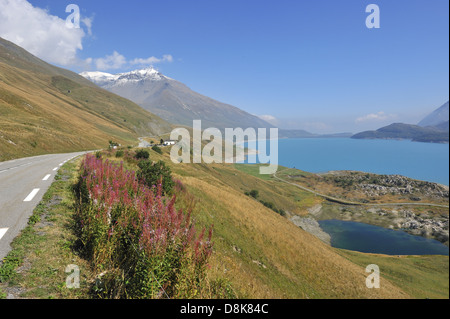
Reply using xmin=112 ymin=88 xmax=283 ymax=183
xmin=80 ymin=67 xmax=273 ymax=130
xmin=80 ymin=67 xmax=167 ymax=88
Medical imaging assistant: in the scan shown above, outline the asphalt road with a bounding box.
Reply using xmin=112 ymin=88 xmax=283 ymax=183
xmin=0 ymin=152 xmax=86 ymax=261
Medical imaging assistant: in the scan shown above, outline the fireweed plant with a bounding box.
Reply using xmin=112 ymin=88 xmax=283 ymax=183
xmin=74 ymin=154 xmax=213 ymax=298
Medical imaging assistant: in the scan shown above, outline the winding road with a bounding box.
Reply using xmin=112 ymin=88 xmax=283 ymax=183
xmin=273 ymin=169 xmax=450 ymax=209
xmin=0 ymin=152 xmax=86 ymax=261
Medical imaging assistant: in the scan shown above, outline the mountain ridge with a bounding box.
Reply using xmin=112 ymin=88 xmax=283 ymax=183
xmin=81 ymin=68 xmax=354 ymax=138
xmin=0 ymin=37 xmax=172 ymax=161
xmin=352 ymin=102 xmax=449 ymax=143
xmin=418 ymin=102 xmax=449 ymax=128
xmin=81 ymin=67 xmax=277 ymax=131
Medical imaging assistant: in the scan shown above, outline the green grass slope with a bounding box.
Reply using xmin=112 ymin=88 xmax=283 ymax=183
xmin=0 ymin=37 xmax=172 ymax=161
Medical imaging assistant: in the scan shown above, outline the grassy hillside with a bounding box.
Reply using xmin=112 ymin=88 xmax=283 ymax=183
xmin=0 ymin=37 xmax=171 ymax=161
xmin=98 ymin=147 xmax=448 ymax=298
xmin=1 ymin=146 xmax=447 ymax=298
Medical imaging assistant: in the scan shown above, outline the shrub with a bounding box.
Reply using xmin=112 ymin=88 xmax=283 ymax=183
xmin=137 ymin=160 xmax=174 ymax=195
xmin=277 ymin=209 xmax=286 ymax=217
xmin=115 ymin=150 xmax=124 ymax=158
xmin=259 ymin=200 xmax=285 ymax=217
xmin=135 ymin=149 xmax=149 ymax=160
xmin=152 ymin=145 xmax=162 ymax=154
xmin=74 ymin=155 xmax=213 ymax=299
xmin=260 ymin=200 xmax=275 ymax=210
xmin=249 ymin=190 xmax=259 ymax=199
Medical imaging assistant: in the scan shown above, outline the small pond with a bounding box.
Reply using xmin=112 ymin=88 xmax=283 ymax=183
xmin=318 ymin=220 xmax=449 ymax=256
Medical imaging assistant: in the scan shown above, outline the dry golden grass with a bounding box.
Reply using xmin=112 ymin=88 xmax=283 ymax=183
xmin=0 ymin=58 xmax=171 ymax=161
xmin=179 ymin=175 xmax=409 ymax=298
xmin=98 ymin=143 xmax=448 ymax=299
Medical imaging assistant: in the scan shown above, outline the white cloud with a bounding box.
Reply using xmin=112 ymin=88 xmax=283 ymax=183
xmin=0 ymin=0 xmax=86 ymax=66
xmin=130 ymin=54 xmax=173 ymax=66
xmin=0 ymin=0 xmax=173 ymax=72
xmin=81 ymin=16 xmax=94 ymax=36
xmin=93 ymin=52 xmax=174 ymax=71
xmin=94 ymin=51 xmax=127 ymax=70
xmin=355 ymin=111 xmax=396 ymax=123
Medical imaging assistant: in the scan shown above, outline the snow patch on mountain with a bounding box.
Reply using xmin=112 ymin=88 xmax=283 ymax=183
xmin=80 ymin=67 xmax=169 ymax=88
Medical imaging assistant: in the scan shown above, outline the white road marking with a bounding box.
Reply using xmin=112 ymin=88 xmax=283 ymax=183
xmin=43 ymin=174 xmax=51 ymax=181
xmin=0 ymin=228 xmax=8 ymax=241
xmin=24 ymin=189 xmax=40 ymax=202
xmin=53 ymin=167 xmax=58 ymax=171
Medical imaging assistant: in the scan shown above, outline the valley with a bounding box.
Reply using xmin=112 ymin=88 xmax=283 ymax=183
xmin=0 ymin=12 xmax=448 ymax=301
xmin=0 ymin=37 xmax=172 ymax=162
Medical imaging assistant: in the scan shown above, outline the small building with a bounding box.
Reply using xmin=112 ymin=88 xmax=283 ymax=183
xmin=163 ymin=140 xmax=177 ymax=146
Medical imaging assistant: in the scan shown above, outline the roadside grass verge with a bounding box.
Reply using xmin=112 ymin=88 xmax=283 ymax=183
xmin=0 ymin=159 xmax=93 ymax=299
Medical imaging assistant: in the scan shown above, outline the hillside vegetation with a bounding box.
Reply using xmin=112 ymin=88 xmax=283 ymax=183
xmin=1 ymin=146 xmax=448 ymax=298
xmin=0 ymin=37 xmax=171 ymax=161
xmin=90 ymin=147 xmax=448 ymax=298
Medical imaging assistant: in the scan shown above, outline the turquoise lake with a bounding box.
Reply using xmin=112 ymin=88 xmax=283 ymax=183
xmin=245 ymin=138 xmax=449 ymax=185
xmin=319 ymin=220 xmax=449 ymax=256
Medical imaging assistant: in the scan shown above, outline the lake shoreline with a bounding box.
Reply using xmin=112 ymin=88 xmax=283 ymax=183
xmin=318 ymin=219 xmax=449 ymax=256
xmin=243 ymin=137 xmax=449 ymax=186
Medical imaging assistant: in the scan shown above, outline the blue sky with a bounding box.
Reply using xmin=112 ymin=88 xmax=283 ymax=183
xmin=2 ymin=0 xmax=449 ymax=133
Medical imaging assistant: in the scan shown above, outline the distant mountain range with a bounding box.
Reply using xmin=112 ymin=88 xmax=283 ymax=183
xmin=352 ymin=102 xmax=449 ymax=143
xmin=80 ymin=68 xmax=273 ymax=131
xmin=0 ymin=37 xmax=171 ymax=160
xmin=418 ymin=102 xmax=449 ymax=128
xmin=81 ymin=68 xmax=357 ymax=139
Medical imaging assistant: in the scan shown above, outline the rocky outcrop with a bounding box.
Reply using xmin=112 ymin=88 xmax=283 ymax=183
xmin=393 ymin=210 xmax=449 ymax=244
xmin=290 ymin=216 xmax=331 ymax=245
xmin=362 ymin=175 xmax=448 ymax=197
xmin=326 ymin=172 xmax=449 ymax=200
